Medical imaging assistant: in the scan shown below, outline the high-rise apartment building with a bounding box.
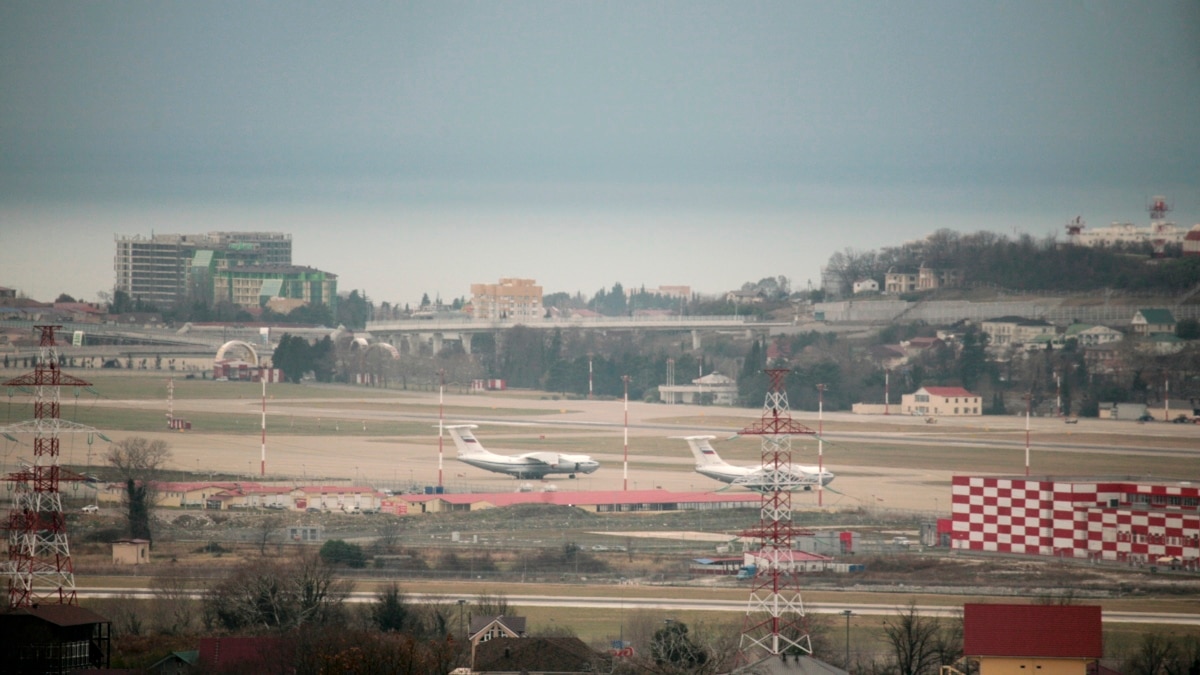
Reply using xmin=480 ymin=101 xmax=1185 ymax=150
xmin=114 ymin=232 xmax=292 ymax=307
xmin=470 ymin=278 xmax=544 ymax=322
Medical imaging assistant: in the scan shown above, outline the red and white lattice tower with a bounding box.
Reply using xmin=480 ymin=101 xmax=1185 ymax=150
xmin=737 ymin=368 xmax=817 ymax=665
xmin=1 ymin=325 xmax=93 ymax=608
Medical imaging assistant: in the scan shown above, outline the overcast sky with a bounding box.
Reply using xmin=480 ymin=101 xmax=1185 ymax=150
xmin=2 ymin=1 xmax=1198 ymax=307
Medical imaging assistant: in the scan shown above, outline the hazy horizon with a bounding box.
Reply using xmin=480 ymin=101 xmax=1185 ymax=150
xmin=3 ymin=2 xmax=1198 ymax=306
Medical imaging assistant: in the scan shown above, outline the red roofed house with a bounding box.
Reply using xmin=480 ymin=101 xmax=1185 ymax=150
xmin=198 ymin=636 xmax=284 ymax=673
xmin=901 ymin=386 xmax=981 ymax=416
xmin=963 ymin=604 xmax=1102 ymax=675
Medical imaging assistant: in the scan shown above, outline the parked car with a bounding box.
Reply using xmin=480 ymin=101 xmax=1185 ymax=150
xmin=81 ymin=505 xmax=99 ymax=514
xmin=306 ymin=507 xmax=323 ymax=513
xmin=1171 ymin=415 xmax=1193 ymax=424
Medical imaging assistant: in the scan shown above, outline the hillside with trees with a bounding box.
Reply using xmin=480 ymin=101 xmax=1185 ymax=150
xmin=824 ymin=230 xmax=1200 ymax=297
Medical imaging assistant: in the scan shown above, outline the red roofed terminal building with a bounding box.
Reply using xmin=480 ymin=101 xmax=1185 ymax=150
xmin=952 ymin=475 xmax=1200 ymax=568
xmin=963 ymin=604 xmax=1102 ymax=675
xmin=901 ymin=386 xmax=982 ymax=416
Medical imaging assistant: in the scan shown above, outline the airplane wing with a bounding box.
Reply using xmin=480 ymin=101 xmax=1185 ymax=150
xmin=519 ymin=451 xmax=563 ymax=467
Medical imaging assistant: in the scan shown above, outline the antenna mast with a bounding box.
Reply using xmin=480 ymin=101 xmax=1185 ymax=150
xmin=1 ymin=325 xmax=99 ymax=607
xmin=736 ymin=368 xmax=816 ymax=665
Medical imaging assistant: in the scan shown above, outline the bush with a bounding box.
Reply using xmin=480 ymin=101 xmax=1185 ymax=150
xmin=320 ymin=539 xmax=367 ymax=568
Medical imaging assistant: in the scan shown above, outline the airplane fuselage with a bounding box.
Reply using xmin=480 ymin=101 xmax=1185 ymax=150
xmin=677 ymin=435 xmax=834 ymax=491
xmin=447 ymin=425 xmax=600 ymax=479
xmin=457 ymin=451 xmax=599 ymax=479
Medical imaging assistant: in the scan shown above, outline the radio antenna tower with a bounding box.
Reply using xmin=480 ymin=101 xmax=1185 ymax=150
xmin=736 ymin=368 xmax=817 ymax=667
xmin=1 ymin=325 xmax=105 ymax=608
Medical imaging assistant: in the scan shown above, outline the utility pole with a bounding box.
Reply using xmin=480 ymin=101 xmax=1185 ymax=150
xmin=622 ymin=375 xmax=630 ymax=491
xmin=1024 ymin=392 xmax=1032 ymax=477
xmin=817 ymin=383 xmax=826 ymax=507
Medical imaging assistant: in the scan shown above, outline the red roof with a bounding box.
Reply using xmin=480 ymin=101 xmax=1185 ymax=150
xmin=920 ymin=386 xmax=978 ymax=398
xmin=198 ymin=637 xmax=283 ymax=670
xmin=963 ymin=604 xmax=1102 ymax=658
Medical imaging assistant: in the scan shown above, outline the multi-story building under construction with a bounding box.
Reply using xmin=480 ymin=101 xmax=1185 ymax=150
xmin=113 ymin=231 xmax=292 ymax=308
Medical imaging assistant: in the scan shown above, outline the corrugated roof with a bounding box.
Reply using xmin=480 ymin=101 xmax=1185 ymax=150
xmin=963 ymin=604 xmax=1102 ymax=658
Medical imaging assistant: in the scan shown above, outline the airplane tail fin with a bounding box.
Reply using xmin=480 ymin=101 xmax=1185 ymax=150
xmin=676 ymin=435 xmax=725 ymax=467
xmin=445 ymin=425 xmax=483 ymax=456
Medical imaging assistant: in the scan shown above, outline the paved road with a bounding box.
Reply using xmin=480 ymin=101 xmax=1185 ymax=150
xmin=75 ymin=586 xmax=1200 ymax=626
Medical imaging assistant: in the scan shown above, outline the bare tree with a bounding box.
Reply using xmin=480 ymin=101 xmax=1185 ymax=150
xmin=373 ymin=518 xmax=403 ymax=554
xmin=203 ymin=553 xmax=351 ymax=632
xmin=256 ymin=515 xmax=283 ymax=555
xmin=150 ymin=573 xmax=196 ymax=634
xmin=472 ymin=592 xmax=515 ymax=618
xmin=882 ymin=601 xmax=960 ymax=675
xmin=825 ymin=248 xmax=881 ymax=298
xmin=105 ymin=437 xmax=172 ymax=545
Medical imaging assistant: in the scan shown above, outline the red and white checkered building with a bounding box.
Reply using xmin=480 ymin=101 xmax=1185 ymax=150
xmin=951 ymin=476 xmax=1200 ymax=568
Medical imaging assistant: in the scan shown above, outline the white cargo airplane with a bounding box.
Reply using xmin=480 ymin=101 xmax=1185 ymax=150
xmin=676 ymin=435 xmax=834 ymax=491
xmin=446 ymin=425 xmax=600 ymax=479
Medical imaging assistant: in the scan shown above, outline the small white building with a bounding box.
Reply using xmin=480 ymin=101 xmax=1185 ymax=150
xmin=852 ymin=278 xmax=879 ymax=294
xmin=901 ymin=386 xmax=982 ymax=416
xmin=659 ymin=372 xmax=738 ymax=406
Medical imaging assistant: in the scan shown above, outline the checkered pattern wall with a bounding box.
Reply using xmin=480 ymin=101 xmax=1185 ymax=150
xmin=951 ymin=476 xmax=1200 ymax=565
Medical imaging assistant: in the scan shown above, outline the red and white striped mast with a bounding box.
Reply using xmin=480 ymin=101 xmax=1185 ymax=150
xmin=816 ymin=383 xmax=826 ymax=507
xmin=438 ymin=369 xmax=445 ymax=488
xmin=622 ymin=375 xmax=630 ymax=491
xmin=260 ymin=375 xmax=267 ymax=476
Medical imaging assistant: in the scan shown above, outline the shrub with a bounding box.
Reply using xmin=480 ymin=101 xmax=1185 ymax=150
xmin=320 ymin=539 xmax=367 ymax=568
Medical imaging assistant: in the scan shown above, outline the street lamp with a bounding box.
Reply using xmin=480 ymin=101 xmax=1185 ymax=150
xmin=842 ymin=610 xmax=854 ymax=667
xmin=457 ymin=599 xmax=467 ymax=642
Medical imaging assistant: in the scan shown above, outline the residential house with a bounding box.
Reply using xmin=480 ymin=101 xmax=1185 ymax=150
xmin=917 ymin=264 xmax=963 ymax=291
xmin=725 ymin=289 xmax=766 ymax=304
xmin=472 ymin=636 xmax=606 ymax=674
xmin=901 ymin=386 xmax=982 ymax=416
xmin=1064 ymin=323 xmax=1123 ymax=347
xmin=980 ymin=316 xmax=1056 ymax=348
xmin=197 ymin=636 xmax=284 ymax=673
xmin=901 ymin=336 xmax=946 ymax=358
xmin=470 ymin=615 xmax=527 ymax=665
xmin=884 ymin=268 xmax=918 ymax=294
xmin=963 ymin=604 xmax=1101 ymax=675
xmin=1132 ymin=308 xmax=1177 ymax=336
xmin=852 ymin=278 xmax=879 ymax=294
xmin=146 ymin=649 xmax=199 ymax=674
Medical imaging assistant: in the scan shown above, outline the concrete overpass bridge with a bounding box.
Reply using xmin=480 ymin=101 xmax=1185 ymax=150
xmin=365 ymin=315 xmax=784 ymax=355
